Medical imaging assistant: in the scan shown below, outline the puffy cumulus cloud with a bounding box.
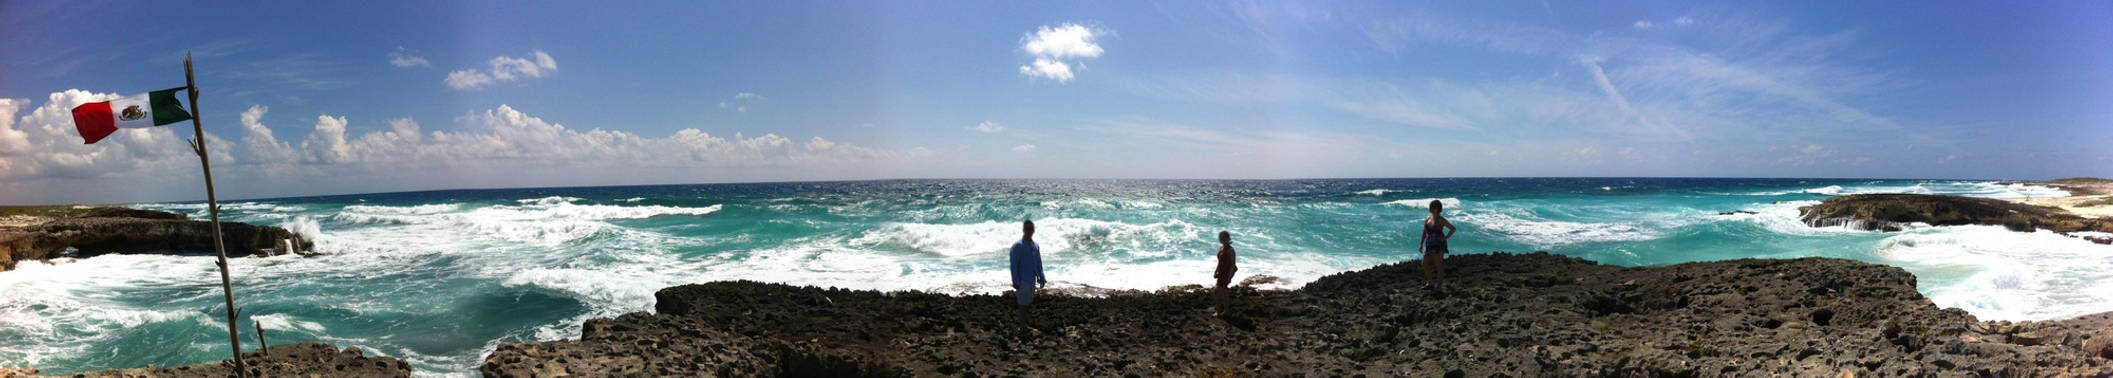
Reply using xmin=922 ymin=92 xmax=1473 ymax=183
xmin=233 ymin=104 xmax=906 ymax=170
xmin=445 ymin=50 xmax=558 ymax=90
xmin=388 ymin=46 xmax=430 ymax=68
xmin=1632 ymin=20 xmax=1654 ymax=30
xmin=1018 ymin=23 xmax=1108 ymax=83
xmin=0 ymin=90 xmax=233 ymax=201
xmin=239 ymin=105 xmax=298 ymax=163
xmin=0 ymin=99 xmax=30 ymax=155
xmin=969 ymin=121 xmax=1005 ymax=133
xmin=1 ymin=92 xmax=919 ymax=203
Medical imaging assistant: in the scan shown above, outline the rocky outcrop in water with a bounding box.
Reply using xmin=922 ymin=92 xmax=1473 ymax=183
xmin=7 ymin=342 xmax=412 ymax=377
xmin=1799 ymin=194 xmax=2113 ymax=237
xmin=480 ymin=252 xmax=2113 ymax=377
xmin=0 ymin=208 xmax=313 ymax=271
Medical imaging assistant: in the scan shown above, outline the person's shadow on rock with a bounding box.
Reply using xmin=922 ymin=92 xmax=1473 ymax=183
xmin=1218 ymin=314 xmax=1256 ymax=331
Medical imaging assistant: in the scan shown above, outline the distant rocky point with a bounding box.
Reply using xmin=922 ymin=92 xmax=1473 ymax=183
xmin=0 ymin=206 xmax=314 ymax=271
xmin=1799 ymin=193 xmax=2113 ymax=244
xmin=481 ymin=252 xmax=2113 ymax=376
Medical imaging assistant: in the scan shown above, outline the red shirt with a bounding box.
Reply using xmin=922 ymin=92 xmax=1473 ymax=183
xmin=1215 ymin=245 xmax=1237 ymax=279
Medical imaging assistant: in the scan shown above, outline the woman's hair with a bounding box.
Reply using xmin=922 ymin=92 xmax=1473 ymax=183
xmin=1218 ymin=230 xmax=1231 ymax=240
xmin=1429 ymin=199 xmax=1444 ymax=213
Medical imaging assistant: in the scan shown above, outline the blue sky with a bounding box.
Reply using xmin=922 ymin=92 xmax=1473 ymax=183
xmin=2 ymin=1 xmax=2110 ymax=204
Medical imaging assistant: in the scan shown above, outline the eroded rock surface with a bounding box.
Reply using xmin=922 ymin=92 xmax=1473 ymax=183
xmin=31 ymin=342 xmax=410 ymax=377
xmin=482 ymin=252 xmax=2113 ymax=377
xmin=1800 ymin=193 xmax=2113 ymax=236
xmin=0 ymin=208 xmax=312 ymax=270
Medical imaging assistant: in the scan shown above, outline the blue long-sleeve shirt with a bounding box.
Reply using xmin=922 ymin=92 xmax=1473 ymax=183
xmin=1010 ymin=238 xmax=1046 ymax=286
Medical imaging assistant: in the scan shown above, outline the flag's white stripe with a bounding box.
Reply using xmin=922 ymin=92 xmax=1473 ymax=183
xmin=108 ymin=93 xmax=158 ymax=128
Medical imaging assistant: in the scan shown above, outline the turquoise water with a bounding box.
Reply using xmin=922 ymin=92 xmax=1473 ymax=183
xmin=3 ymin=178 xmax=2109 ymax=376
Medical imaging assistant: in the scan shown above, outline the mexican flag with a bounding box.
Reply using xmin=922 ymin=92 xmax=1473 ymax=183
xmin=70 ymin=87 xmax=193 ymax=144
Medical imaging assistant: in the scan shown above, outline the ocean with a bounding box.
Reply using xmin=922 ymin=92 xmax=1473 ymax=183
xmin=2 ymin=178 xmax=2108 ymax=376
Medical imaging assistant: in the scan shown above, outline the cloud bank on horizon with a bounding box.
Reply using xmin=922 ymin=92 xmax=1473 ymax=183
xmin=0 ymin=1 xmax=2109 ymax=204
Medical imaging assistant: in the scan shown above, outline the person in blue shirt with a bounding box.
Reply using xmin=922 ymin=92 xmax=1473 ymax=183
xmin=1010 ymin=220 xmax=1047 ymax=333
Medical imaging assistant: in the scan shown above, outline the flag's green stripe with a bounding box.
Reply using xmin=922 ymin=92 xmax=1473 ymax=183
xmin=150 ymin=87 xmax=193 ymax=126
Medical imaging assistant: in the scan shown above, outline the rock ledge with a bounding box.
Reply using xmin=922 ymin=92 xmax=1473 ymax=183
xmin=482 ymin=252 xmax=2113 ymax=377
xmin=0 ymin=208 xmax=313 ymax=270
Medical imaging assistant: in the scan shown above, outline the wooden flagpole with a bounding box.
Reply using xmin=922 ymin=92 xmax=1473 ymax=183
xmin=184 ymin=51 xmax=246 ymax=377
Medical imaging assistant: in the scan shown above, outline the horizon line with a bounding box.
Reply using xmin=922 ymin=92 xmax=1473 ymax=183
xmin=56 ymin=175 xmax=2089 ymax=206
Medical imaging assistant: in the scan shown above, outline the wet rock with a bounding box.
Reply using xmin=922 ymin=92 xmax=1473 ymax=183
xmin=0 ymin=208 xmax=313 ymax=271
xmin=1799 ymin=193 xmax=2113 ymax=233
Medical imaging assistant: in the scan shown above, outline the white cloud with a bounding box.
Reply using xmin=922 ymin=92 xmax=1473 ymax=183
xmin=1018 ymin=23 xmax=1107 ymax=83
xmin=228 ymin=103 xmax=906 ymax=169
xmin=239 ymin=105 xmax=298 ymax=163
xmin=1 ymin=91 xmax=925 ymax=203
xmin=1012 ymin=144 xmax=1037 ymax=153
xmin=445 ymin=50 xmax=558 ymax=90
xmin=1674 ymin=17 xmax=1697 ymax=26
xmin=1019 ymin=59 xmax=1075 ymax=82
xmin=0 ymin=90 xmax=233 ymax=202
xmin=970 ymin=121 xmax=1005 ymax=133
xmin=1632 ymin=20 xmax=1654 ymax=30
xmin=443 ymin=71 xmax=494 ymax=90
xmin=719 ymin=92 xmax=762 ymax=112
xmin=388 ymin=46 xmax=429 ymax=68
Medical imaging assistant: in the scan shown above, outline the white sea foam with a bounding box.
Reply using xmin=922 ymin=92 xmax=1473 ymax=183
xmin=334 ymin=201 xmax=720 ymax=245
xmin=252 ymin=313 xmax=329 ymax=333
xmin=1040 ymin=199 xmax=1114 ymax=210
xmin=503 ymin=268 xmax=672 ymax=311
xmin=1739 ymin=185 xmax=1845 ymax=196
xmin=516 ymin=196 xmax=584 ymax=206
xmin=137 ymin=202 xmax=307 ymax=213
xmin=845 ymin=218 xmax=1200 ymax=256
xmin=619 ymin=197 xmax=645 ymax=202
xmin=342 ymin=203 xmax=464 ymax=215
xmin=1355 ymin=189 xmax=1393 ymax=196
xmin=1455 ymin=212 xmax=1656 ymax=247
xmin=1381 ymin=198 xmax=1461 ymax=208
xmin=0 ymin=256 xmax=213 ymax=368
xmin=855 ymin=218 xmax=1194 ymax=257
xmin=1964 ymin=182 xmax=2070 ymax=199
xmin=1747 ymin=181 xmax=2071 ymax=199
xmin=1711 ymin=200 xmax=1884 ymax=236
xmin=1871 ymin=226 xmax=2113 ymax=321
xmin=282 ymin=216 xmax=323 ymax=240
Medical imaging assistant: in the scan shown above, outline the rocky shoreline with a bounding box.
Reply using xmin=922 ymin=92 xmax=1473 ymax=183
xmin=1 ymin=342 xmax=411 ymax=378
xmin=481 ymin=252 xmax=2113 ymax=377
xmin=2014 ymin=178 xmax=2113 ymax=220
xmin=0 ymin=207 xmax=313 ymax=271
xmin=1798 ymin=193 xmax=2113 ymax=243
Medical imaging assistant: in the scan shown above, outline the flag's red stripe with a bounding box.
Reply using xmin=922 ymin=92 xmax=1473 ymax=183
xmin=71 ymin=101 xmax=117 ymax=144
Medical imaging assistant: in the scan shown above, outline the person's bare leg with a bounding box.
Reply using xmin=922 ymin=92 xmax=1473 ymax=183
xmin=1420 ymin=254 xmax=1436 ymax=288
xmin=1212 ymin=286 xmax=1226 ymax=316
xmin=1433 ymin=255 xmax=1446 ymax=290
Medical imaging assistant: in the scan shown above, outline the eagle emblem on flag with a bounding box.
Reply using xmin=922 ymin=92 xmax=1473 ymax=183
xmin=119 ymin=105 xmax=146 ymax=121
